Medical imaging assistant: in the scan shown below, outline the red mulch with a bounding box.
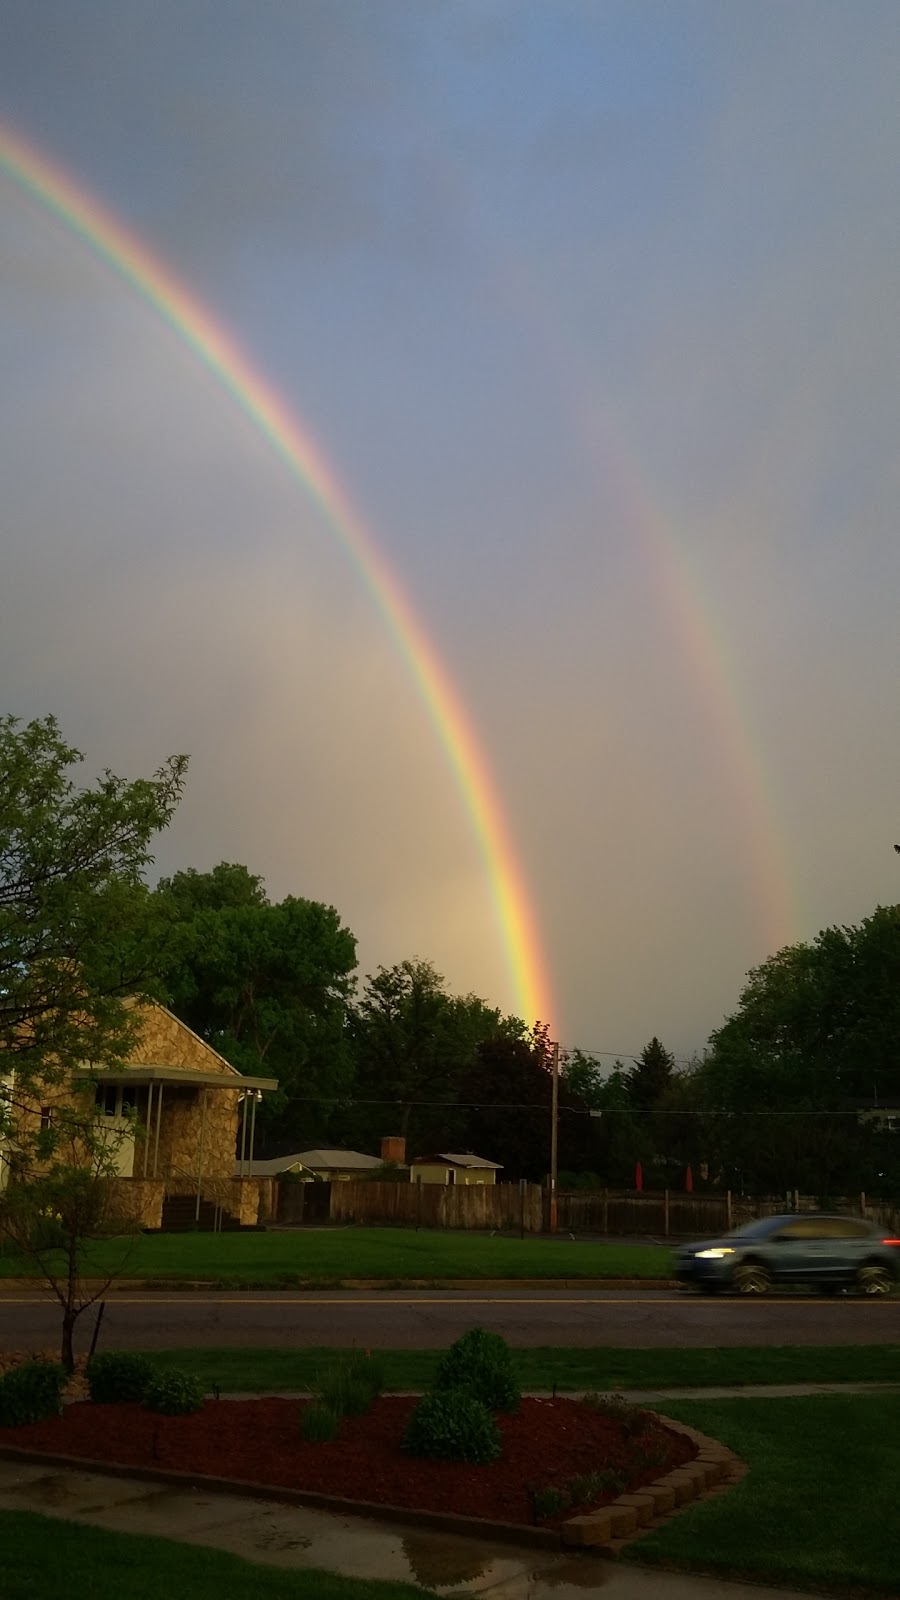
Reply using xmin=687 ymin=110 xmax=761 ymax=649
xmin=0 ymin=1395 xmax=696 ymax=1530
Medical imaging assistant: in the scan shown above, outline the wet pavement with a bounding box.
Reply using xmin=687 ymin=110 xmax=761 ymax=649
xmin=0 ymin=1457 xmax=843 ymax=1598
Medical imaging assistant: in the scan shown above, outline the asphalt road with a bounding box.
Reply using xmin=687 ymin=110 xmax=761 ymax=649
xmin=2 ymin=1287 xmax=899 ymax=1350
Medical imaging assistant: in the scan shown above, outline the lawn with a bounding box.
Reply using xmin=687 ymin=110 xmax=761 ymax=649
xmin=0 ymin=1510 xmax=436 ymax=1600
xmin=630 ymin=1393 xmax=900 ymax=1596
xmin=146 ymin=1341 xmax=900 ymax=1394
xmin=0 ymin=1226 xmax=672 ymax=1284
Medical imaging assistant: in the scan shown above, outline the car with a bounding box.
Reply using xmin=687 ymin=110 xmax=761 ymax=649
xmin=674 ymin=1213 xmax=900 ymax=1296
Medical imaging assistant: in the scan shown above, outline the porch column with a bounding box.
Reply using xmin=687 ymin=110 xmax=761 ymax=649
xmin=195 ymin=1086 xmax=207 ymax=1223
xmin=239 ymin=1091 xmax=250 ymax=1178
xmin=142 ymin=1083 xmax=154 ymax=1178
xmin=249 ymin=1090 xmax=259 ymax=1172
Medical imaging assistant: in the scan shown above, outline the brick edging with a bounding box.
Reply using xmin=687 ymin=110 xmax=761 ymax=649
xmin=561 ymin=1414 xmax=745 ymax=1549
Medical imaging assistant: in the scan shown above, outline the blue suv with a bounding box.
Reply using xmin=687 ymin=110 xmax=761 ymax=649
xmin=674 ymin=1213 xmax=900 ymax=1295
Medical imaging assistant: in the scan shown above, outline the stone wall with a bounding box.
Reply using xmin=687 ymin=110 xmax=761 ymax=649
xmin=126 ymin=1001 xmax=238 ymax=1076
xmin=149 ymin=1083 xmax=240 ymax=1186
xmin=231 ymin=1177 xmax=262 ymax=1226
xmin=106 ymin=1177 xmax=164 ymax=1230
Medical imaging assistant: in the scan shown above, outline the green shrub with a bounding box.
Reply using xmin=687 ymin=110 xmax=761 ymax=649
xmin=432 ymin=1327 xmax=520 ymax=1413
xmin=300 ymin=1402 xmax=341 ymax=1442
xmin=566 ymin=1471 xmax=607 ymax=1505
xmin=581 ymin=1392 xmax=646 ymax=1433
xmin=0 ymin=1361 xmax=66 ymax=1427
xmin=312 ymin=1353 xmax=384 ymax=1418
xmin=143 ymin=1369 xmax=205 ymax=1416
xmin=403 ymin=1387 xmax=501 ymax=1464
xmin=87 ymin=1351 xmax=155 ymax=1405
xmin=532 ymin=1484 xmax=570 ymax=1520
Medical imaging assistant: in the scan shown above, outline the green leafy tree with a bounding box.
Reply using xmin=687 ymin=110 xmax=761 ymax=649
xmin=154 ymin=864 xmax=357 ymax=1148
xmin=0 ymin=714 xmax=186 ymax=1368
xmin=346 ymin=960 xmax=508 ymax=1152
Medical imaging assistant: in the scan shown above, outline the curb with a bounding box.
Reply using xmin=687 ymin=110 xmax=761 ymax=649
xmin=0 ymin=1276 xmax=678 ymax=1294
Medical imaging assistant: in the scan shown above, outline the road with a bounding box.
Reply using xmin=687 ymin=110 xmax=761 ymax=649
xmin=2 ymin=1287 xmax=899 ymax=1350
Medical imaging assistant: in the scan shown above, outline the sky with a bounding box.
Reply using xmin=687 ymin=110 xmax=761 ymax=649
xmin=1 ymin=1 xmax=898 ymax=1064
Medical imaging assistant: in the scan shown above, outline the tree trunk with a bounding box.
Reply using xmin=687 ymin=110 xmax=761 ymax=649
xmin=61 ymin=1307 xmax=77 ymax=1374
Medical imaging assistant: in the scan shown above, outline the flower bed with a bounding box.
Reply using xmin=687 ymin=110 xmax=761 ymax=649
xmin=0 ymin=1393 xmax=696 ymax=1531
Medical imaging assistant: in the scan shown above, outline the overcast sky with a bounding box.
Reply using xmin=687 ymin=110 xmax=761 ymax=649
xmin=1 ymin=2 xmax=898 ymax=1063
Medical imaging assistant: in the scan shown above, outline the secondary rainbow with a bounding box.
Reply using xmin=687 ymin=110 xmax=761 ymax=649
xmin=0 ymin=120 xmax=553 ymax=1029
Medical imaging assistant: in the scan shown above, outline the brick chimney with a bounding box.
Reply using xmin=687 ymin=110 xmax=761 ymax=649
xmin=380 ymin=1135 xmax=406 ymax=1165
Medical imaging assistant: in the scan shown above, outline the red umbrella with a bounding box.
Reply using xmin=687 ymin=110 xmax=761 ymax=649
xmin=635 ymin=1161 xmax=643 ymax=1192
xmin=685 ymin=1165 xmax=694 ymax=1193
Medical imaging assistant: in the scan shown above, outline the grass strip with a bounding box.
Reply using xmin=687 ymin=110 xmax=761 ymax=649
xmin=630 ymin=1393 xmax=900 ymax=1596
xmin=143 ymin=1342 xmax=900 ymax=1393
xmin=0 ymin=1227 xmax=671 ymax=1283
xmin=0 ymin=1509 xmax=436 ymax=1600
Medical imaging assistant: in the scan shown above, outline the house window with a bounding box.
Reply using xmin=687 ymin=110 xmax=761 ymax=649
xmin=447 ymin=1168 xmax=455 ymax=1184
xmin=39 ymin=1106 xmax=52 ymax=1131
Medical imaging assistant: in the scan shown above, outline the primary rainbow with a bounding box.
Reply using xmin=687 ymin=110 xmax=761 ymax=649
xmin=0 ymin=120 xmax=553 ymax=1029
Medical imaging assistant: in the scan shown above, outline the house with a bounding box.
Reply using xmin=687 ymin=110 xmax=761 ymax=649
xmin=409 ymin=1152 xmax=502 ymax=1186
xmin=854 ymin=1099 xmax=900 ymax=1133
xmin=239 ymin=1148 xmax=386 ymax=1182
xmin=3 ymin=999 xmax=277 ymax=1229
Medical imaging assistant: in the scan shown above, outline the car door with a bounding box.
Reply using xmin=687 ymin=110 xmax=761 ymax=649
xmin=763 ymin=1216 xmax=831 ymax=1284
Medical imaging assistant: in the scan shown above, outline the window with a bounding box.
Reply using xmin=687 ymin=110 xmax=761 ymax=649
xmin=39 ymin=1106 xmax=52 ymax=1131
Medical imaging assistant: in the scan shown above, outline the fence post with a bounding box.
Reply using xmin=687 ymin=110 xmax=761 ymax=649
xmin=726 ymin=1189 xmax=732 ymax=1229
xmin=602 ymin=1188 xmax=608 ymax=1235
xmin=519 ymin=1177 xmax=527 ymax=1240
xmin=664 ymin=1189 xmax=670 ymax=1237
xmin=860 ymin=1190 xmax=867 ymax=1218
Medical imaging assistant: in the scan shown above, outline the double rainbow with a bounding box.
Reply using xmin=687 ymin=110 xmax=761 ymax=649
xmin=0 ymin=121 xmax=553 ymax=1029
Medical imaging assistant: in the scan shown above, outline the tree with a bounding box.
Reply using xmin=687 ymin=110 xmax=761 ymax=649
xmin=698 ymin=906 xmax=900 ymax=1193
xmin=457 ymin=1024 xmax=596 ymax=1182
xmin=154 ymin=864 xmax=357 ymax=1148
xmin=628 ymin=1037 xmax=676 ymax=1112
xmin=346 ymin=960 xmax=508 ymax=1153
xmin=0 ymin=714 xmax=186 ymax=1367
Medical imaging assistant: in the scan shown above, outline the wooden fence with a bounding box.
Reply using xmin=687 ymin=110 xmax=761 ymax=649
xmin=296 ymin=1180 xmax=897 ymax=1237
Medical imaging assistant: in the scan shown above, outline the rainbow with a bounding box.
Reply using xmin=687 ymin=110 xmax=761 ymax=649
xmin=0 ymin=120 xmax=553 ymax=1029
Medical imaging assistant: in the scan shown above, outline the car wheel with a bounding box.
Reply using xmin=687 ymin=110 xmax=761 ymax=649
xmin=733 ymin=1261 xmax=771 ymax=1295
xmin=856 ymin=1263 xmax=893 ymax=1296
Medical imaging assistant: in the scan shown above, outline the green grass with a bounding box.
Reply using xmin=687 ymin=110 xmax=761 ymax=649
xmin=0 ymin=1510 xmax=436 ymax=1600
xmin=144 ymin=1342 xmax=900 ymax=1393
xmin=630 ymin=1394 xmax=900 ymax=1596
xmin=0 ymin=1227 xmax=672 ymax=1284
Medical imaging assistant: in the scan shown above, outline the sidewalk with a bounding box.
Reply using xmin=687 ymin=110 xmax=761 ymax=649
xmin=0 ymin=1455 xmax=841 ymax=1599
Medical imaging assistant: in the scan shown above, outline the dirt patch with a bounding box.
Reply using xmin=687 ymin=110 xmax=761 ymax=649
xmin=1 ymin=1395 xmax=696 ymax=1531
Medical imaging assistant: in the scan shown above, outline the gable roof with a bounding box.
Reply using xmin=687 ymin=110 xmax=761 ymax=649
xmin=239 ymin=1148 xmax=385 ymax=1177
xmin=410 ymin=1151 xmax=502 ymax=1169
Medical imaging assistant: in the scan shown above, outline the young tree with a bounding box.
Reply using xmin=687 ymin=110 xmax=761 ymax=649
xmin=0 ymin=714 xmax=187 ymax=1368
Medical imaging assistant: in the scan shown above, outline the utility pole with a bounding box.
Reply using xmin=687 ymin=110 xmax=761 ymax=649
xmin=550 ymin=1040 xmax=559 ymax=1233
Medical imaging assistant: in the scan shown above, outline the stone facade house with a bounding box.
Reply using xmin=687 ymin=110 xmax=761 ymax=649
xmin=1 ymin=1000 xmax=277 ymax=1230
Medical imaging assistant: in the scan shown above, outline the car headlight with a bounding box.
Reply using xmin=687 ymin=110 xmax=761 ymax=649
xmin=694 ymin=1248 xmax=735 ymax=1259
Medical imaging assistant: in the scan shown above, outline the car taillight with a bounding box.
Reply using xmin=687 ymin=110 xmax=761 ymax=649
xmin=881 ymin=1238 xmax=900 ymax=1247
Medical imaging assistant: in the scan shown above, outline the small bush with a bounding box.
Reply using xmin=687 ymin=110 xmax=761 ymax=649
xmin=532 ymin=1484 xmax=570 ymax=1520
xmin=403 ymin=1387 xmax=501 ymax=1464
xmin=0 ymin=1361 xmax=66 ymax=1427
xmin=143 ymin=1369 xmax=205 ymax=1416
xmin=87 ymin=1351 xmax=155 ymax=1405
xmin=581 ymin=1392 xmax=646 ymax=1433
xmin=312 ymin=1352 xmax=385 ymax=1418
xmin=566 ymin=1470 xmax=608 ymax=1505
xmin=300 ymin=1402 xmax=341 ymax=1442
xmin=432 ymin=1327 xmax=520 ymax=1413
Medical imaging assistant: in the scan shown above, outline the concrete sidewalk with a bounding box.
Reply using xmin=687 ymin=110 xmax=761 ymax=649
xmin=0 ymin=1457 xmax=844 ymax=1599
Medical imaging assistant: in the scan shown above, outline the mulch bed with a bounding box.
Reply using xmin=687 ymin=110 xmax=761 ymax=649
xmin=0 ymin=1394 xmax=696 ymax=1530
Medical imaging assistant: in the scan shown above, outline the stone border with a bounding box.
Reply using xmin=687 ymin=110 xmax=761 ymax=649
xmin=561 ymin=1414 xmax=745 ymax=1549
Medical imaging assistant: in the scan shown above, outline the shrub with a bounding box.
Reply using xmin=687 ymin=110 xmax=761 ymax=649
xmin=403 ymin=1387 xmax=501 ymax=1464
xmin=143 ymin=1369 xmax=205 ymax=1416
xmin=432 ymin=1327 xmax=520 ymax=1413
xmin=580 ymin=1392 xmax=646 ymax=1433
xmin=87 ymin=1351 xmax=155 ymax=1405
xmin=300 ymin=1402 xmax=341 ymax=1442
xmin=0 ymin=1360 xmax=66 ymax=1427
xmin=532 ymin=1484 xmax=570 ymax=1520
xmin=312 ymin=1352 xmax=385 ymax=1418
